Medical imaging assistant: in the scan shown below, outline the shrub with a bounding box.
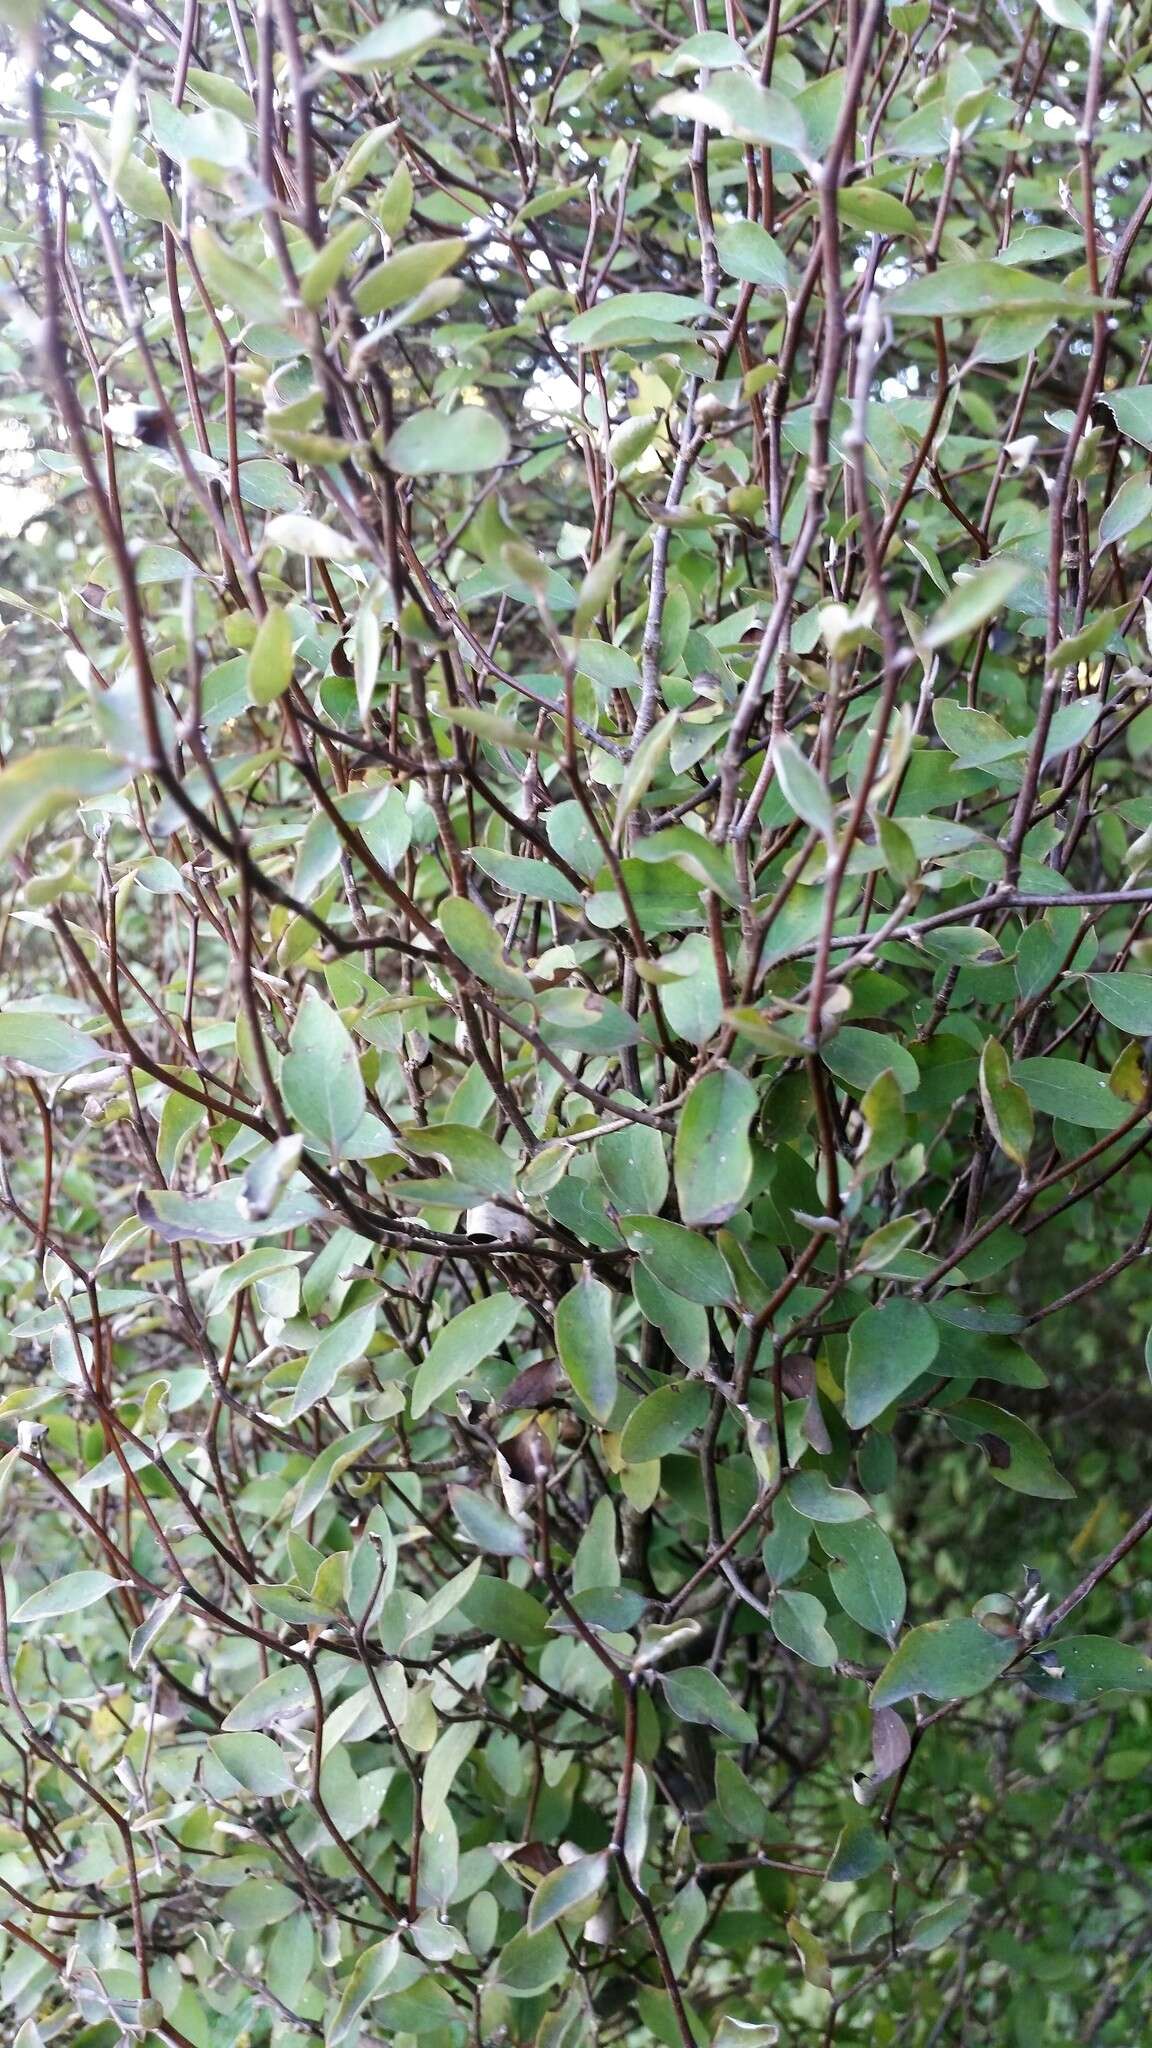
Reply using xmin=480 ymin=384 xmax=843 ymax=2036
xmin=0 ymin=0 xmax=1150 ymax=2042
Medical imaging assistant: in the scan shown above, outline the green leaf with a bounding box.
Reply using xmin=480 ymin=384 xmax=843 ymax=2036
xmin=888 ymin=260 xmax=1106 ymax=319
xmin=422 ymin=1719 xmax=480 ymax=1828
xmin=1043 ymin=692 xmax=1106 ymax=761
xmin=401 ymin=1556 xmax=482 ymax=1645
xmin=149 ymin=95 xmax=248 ymax=171
xmin=715 ymin=219 xmax=790 ymax=290
xmin=854 ymin=1068 xmax=907 ymax=1181
xmin=0 ymin=747 xmax=126 ymax=862
xmin=250 ymin=1584 xmax=333 ymax=1625
xmin=449 ymin=1485 xmax=528 ymax=1557
xmin=460 ymin=1574 xmax=549 ymax=1646
xmin=209 ymin=1731 xmax=296 ymax=1797
xmin=137 ymin=1179 xmax=322 ymax=1245
xmin=632 ymin=1263 xmax=710 ymax=1370
xmin=221 ymin=1878 xmax=299 ymax=1928
xmin=786 ymin=1472 xmax=871 ymax=1522
xmin=942 ymin=1398 xmax=1074 ymax=1499
xmin=661 ymin=1877 xmax=707 ymax=1976
xmin=619 ymin=1381 xmax=710 ymax=1462
xmin=714 ymin=1754 xmax=771 ymax=1839
xmin=537 ymin=987 xmax=641 ymax=1050
xmin=658 ymin=31 xmax=747 ymax=74
xmin=838 ymin=185 xmax=918 ymax=236
xmin=770 ymin=1581 xmax=832 ymax=1662
xmin=0 ymin=1011 xmax=105 ymax=1076
xmin=933 ymin=698 xmax=1025 ymax=770
xmin=1037 ymin=0 xmax=1093 ymax=27
xmin=772 ymin=734 xmax=835 ymax=839
xmin=385 ymin=407 xmax=510 ymax=476
xmin=411 ymin=1291 xmax=525 ymax=1418
xmin=403 ymin=1123 xmax=516 ymax=1199
xmin=359 ymin=786 xmax=412 ymax=874
xmin=622 ymin=1215 xmax=733 ymax=1305
xmin=787 ymin=1915 xmax=832 ymax=1990
xmin=573 ymin=532 xmax=628 ymax=634
xmin=527 ymin=1851 xmax=609 ymax=1934
xmin=674 ymin=1066 xmax=757 ymax=1227
xmin=109 ymin=148 xmax=174 ymax=225
xmin=185 ymin=68 xmax=254 ymax=118
xmin=763 ymin=1494 xmax=812 ymax=1586
xmin=615 ymin=711 xmax=678 ymax=839
xmin=298 ymin=217 xmax=374 ymax=309
xmin=128 ymin=1589 xmax=182 ymax=1670
xmin=493 ymin=1924 xmax=570 ymax=1997
xmin=222 ymin=1664 xmax=313 ymax=1731
xmin=661 ymin=1665 xmax=758 ymax=1743
xmin=1100 ymin=481 xmax=1152 ymax=555
xmin=263 ymin=512 xmax=359 ymax=563
xmin=844 ymin=1299 xmax=941 ymax=1428
xmin=979 ymin=1037 xmax=1033 ymax=1170
xmin=1014 ymin=1055 xmax=1128 ymax=1130
xmin=281 ymin=987 xmax=366 ymax=1159
xmin=856 ymin=1214 xmax=928 ymax=1274
xmin=1024 ymin=1635 xmax=1152 ymax=1702
xmin=1084 ymin=972 xmax=1152 ymax=1036
xmin=822 ymin=1027 xmax=919 ymax=1095
xmin=596 ymin=1118 xmax=669 ymax=1216
xmin=439 ymin=895 xmax=533 ymax=997
xmin=713 ymin=2015 xmax=774 ymax=2048
xmin=817 ymin=1521 xmax=906 ymax=1643
xmin=1101 ymin=387 xmax=1152 ymax=451
xmin=328 ymin=1937 xmax=401 ymax=2045
xmin=327 ymin=122 xmax=396 ymax=199
xmin=907 ymin=1898 xmax=973 ymax=1952
xmin=871 ymin=1617 xmax=1015 ymax=1707
xmin=191 ymin=224 xmax=282 ymax=323
xmin=352 ymin=597 xmax=383 ymax=724
xmin=470 ymin=848 xmax=582 ymax=907
xmin=319 ymin=9 xmax=444 ymax=74
xmin=287 ymin=1301 xmax=378 ymax=1421
xmin=825 ymin=1815 xmax=891 ymax=1882
xmin=355 ymin=236 xmax=467 ymax=317
xmin=566 ymin=291 xmax=711 ymax=348
xmin=1050 ymin=606 xmax=1121 ymax=670
xmin=657 ymin=72 xmax=810 ymax=154
xmin=107 ymin=60 xmax=139 ymax=187
xmin=292 ymin=1423 xmax=382 ymax=1527
xmin=622 ymin=1760 xmax=652 ymax=1880
xmin=554 ymin=1274 xmax=617 ymax=1424
xmin=879 ymin=815 xmax=919 ymax=886
xmin=12 ymin=1570 xmax=126 ymax=1625
xmin=923 ymin=559 xmax=1027 ymax=648
xmin=771 ymin=1588 xmax=838 ymax=1667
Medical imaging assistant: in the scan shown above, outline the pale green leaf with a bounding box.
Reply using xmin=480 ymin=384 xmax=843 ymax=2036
xmin=674 ymin=1065 xmax=757 ymax=1227
xmin=410 ymin=1292 xmax=525 ymax=1419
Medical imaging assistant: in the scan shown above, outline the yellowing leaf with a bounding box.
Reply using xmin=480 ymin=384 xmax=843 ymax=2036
xmin=979 ymin=1037 xmax=1033 ymax=1169
xmin=247 ymin=603 xmax=294 ymax=705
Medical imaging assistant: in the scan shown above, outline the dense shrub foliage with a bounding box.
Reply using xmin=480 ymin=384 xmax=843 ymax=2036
xmin=2 ymin=0 xmax=1152 ymax=2041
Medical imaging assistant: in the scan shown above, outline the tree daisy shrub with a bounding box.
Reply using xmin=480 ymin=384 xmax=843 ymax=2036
xmin=0 ymin=0 xmax=1151 ymax=2042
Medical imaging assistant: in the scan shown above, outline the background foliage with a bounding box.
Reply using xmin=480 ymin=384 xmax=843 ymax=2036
xmin=1 ymin=0 xmax=1152 ymax=2041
